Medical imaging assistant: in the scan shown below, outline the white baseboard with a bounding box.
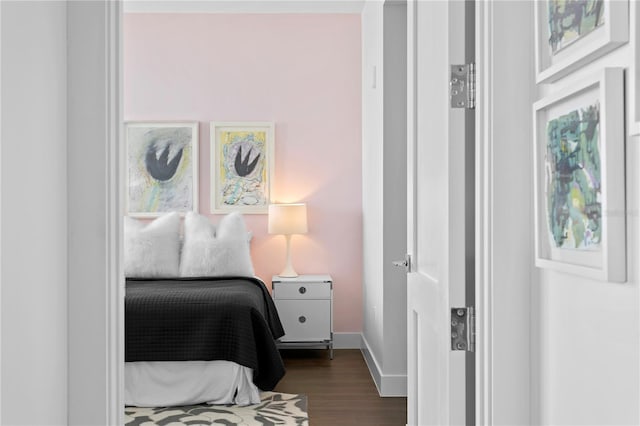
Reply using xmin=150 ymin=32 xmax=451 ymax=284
xmin=361 ymin=335 xmax=407 ymax=397
xmin=333 ymin=332 xmax=362 ymax=349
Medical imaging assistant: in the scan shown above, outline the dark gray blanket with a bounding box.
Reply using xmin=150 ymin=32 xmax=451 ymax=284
xmin=125 ymin=277 xmax=285 ymax=390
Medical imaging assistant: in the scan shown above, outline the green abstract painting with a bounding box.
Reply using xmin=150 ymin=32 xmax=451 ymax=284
xmin=548 ymin=0 xmax=604 ymax=53
xmin=545 ymin=102 xmax=601 ymax=250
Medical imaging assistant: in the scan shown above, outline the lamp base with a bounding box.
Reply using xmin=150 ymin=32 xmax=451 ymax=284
xmin=278 ymin=270 xmax=299 ymax=278
xmin=278 ymin=234 xmax=299 ymax=278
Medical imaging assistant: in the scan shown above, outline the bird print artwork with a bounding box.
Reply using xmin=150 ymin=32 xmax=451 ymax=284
xmin=126 ymin=123 xmax=197 ymax=215
xmin=214 ymin=125 xmax=272 ymax=213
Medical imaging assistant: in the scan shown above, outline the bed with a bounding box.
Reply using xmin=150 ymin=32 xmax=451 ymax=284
xmin=124 ymin=212 xmax=286 ymax=407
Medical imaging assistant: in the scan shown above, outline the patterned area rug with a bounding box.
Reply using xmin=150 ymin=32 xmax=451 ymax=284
xmin=125 ymin=392 xmax=308 ymax=426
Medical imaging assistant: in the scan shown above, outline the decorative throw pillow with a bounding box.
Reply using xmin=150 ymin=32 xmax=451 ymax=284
xmin=179 ymin=211 xmax=255 ymax=278
xmin=124 ymin=212 xmax=181 ymax=278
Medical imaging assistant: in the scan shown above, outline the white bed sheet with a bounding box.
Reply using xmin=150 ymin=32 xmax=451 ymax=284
xmin=125 ymin=360 xmax=261 ymax=407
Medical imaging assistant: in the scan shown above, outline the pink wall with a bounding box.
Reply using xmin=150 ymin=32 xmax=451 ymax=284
xmin=124 ymin=13 xmax=363 ymax=333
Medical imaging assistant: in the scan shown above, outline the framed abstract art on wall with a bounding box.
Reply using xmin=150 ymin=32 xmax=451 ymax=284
xmin=534 ymin=0 xmax=628 ymax=84
xmin=533 ymin=68 xmax=626 ymax=282
xmin=125 ymin=121 xmax=199 ymax=217
xmin=210 ymin=122 xmax=274 ymax=214
xmin=632 ymin=0 xmax=640 ymax=136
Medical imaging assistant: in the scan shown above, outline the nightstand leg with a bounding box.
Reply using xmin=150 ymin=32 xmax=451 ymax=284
xmin=329 ymin=342 xmax=333 ymax=360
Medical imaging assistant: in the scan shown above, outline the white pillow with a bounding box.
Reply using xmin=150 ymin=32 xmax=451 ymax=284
xmin=124 ymin=212 xmax=181 ymax=278
xmin=179 ymin=211 xmax=255 ymax=278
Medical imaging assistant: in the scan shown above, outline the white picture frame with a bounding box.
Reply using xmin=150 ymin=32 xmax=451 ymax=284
xmin=125 ymin=121 xmax=199 ymax=217
xmin=533 ymin=68 xmax=626 ymax=282
xmin=210 ymin=122 xmax=275 ymax=214
xmin=534 ymin=0 xmax=628 ymax=84
xmin=631 ymin=0 xmax=640 ymax=136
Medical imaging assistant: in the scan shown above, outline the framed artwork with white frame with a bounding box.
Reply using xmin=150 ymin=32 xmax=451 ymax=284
xmin=125 ymin=121 xmax=199 ymax=217
xmin=632 ymin=0 xmax=640 ymax=136
xmin=534 ymin=0 xmax=628 ymax=84
xmin=210 ymin=122 xmax=274 ymax=214
xmin=533 ymin=68 xmax=626 ymax=282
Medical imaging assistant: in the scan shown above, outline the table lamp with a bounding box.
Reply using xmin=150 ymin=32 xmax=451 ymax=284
xmin=268 ymin=203 xmax=308 ymax=277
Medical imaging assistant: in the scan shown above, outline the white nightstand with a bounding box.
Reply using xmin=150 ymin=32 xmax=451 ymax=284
xmin=271 ymin=274 xmax=333 ymax=359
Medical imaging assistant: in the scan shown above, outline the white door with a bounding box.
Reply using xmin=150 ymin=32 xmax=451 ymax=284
xmin=406 ymin=1 xmax=474 ymax=425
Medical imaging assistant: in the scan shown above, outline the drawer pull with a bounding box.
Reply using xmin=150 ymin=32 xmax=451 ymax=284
xmin=298 ymin=316 xmax=307 ymax=323
xmin=299 ymin=286 xmax=307 ymax=294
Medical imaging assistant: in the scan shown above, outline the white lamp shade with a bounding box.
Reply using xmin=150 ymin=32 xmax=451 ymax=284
xmin=268 ymin=203 xmax=308 ymax=235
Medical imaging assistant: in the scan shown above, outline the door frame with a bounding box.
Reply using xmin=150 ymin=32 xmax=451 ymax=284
xmin=106 ymin=1 xmax=125 ymax=422
xmin=475 ymin=1 xmax=533 ymax=425
xmin=67 ymin=1 xmax=123 ymax=424
xmin=475 ymin=2 xmax=494 ymax=422
xmin=90 ymin=1 xmax=532 ymax=424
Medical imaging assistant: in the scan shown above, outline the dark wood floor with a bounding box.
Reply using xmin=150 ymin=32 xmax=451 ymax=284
xmin=274 ymin=349 xmax=407 ymax=426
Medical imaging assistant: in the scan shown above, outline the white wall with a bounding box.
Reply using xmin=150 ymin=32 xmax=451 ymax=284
xmin=0 ymin=1 xmax=68 ymax=424
xmin=530 ymin=3 xmax=639 ymax=425
xmin=381 ymin=0 xmax=407 ymax=381
xmin=483 ymin=3 xmax=639 ymax=424
xmin=480 ymin=2 xmax=639 ymax=423
xmin=361 ymin=0 xmax=385 ymax=375
xmin=361 ymin=0 xmax=407 ymax=396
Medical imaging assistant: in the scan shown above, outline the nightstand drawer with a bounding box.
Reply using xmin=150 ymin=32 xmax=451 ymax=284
xmin=273 ymin=281 xmax=331 ymax=300
xmin=275 ymin=299 xmax=331 ymax=341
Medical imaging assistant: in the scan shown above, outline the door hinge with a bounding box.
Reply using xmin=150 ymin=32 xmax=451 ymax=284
xmin=451 ymin=307 xmax=475 ymax=352
xmin=450 ymin=63 xmax=475 ymax=109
